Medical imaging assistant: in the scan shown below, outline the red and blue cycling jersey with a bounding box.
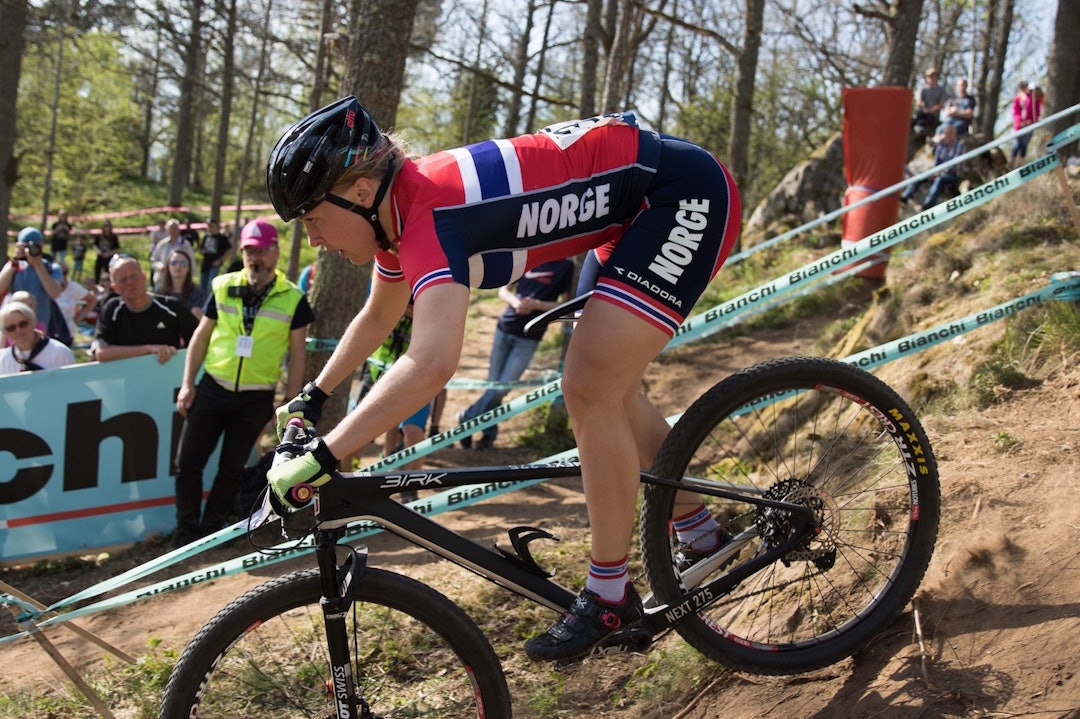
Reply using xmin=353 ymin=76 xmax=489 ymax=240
xmin=376 ymin=113 xmax=740 ymax=336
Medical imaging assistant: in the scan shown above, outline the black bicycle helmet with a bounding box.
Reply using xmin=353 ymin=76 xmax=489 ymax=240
xmin=266 ymin=96 xmax=381 ymax=221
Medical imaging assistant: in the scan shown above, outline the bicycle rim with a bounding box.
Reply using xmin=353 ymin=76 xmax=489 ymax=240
xmin=640 ymin=356 xmax=940 ymax=674
xmin=159 ymin=567 xmax=511 ymax=718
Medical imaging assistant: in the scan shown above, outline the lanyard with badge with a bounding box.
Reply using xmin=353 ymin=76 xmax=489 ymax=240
xmin=231 ymin=283 xmax=271 ymax=359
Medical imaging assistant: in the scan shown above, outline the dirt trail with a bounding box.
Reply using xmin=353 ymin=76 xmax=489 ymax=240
xmin=1 ymin=299 xmax=1079 ymax=718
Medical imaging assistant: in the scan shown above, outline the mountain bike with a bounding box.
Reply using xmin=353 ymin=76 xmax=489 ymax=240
xmin=158 ymin=301 xmax=940 ymax=719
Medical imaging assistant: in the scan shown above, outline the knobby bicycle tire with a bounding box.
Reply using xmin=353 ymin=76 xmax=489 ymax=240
xmin=159 ymin=566 xmax=511 ymax=718
xmin=640 ymin=356 xmax=940 ymax=674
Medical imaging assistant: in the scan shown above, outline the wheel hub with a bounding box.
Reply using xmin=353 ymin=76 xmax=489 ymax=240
xmin=755 ymin=478 xmax=838 ymax=568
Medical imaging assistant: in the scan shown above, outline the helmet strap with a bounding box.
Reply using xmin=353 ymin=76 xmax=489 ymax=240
xmin=326 ymin=164 xmax=397 ymax=252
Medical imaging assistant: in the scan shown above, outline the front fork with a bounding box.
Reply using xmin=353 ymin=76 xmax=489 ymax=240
xmin=315 ymin=529 xmax=372 ymax=719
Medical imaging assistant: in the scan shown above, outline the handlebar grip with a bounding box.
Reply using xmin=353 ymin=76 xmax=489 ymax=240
xmin=281 ymin=418 xmax=309 ymax=444
xmin=273 ymin=419 xmax=311 ymax=472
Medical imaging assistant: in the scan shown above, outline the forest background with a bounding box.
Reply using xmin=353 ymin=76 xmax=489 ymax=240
xmin=1 ymin=0 xmax=1079 ymax=427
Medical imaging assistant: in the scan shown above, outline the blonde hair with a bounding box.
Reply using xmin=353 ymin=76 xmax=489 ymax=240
xmin=1 ymin=301 xmax=37 ymax=327
xmin=9 ymin=290 xmax=37 ymax=311
xmin=330 ymin=132 xmax=409 ymax=195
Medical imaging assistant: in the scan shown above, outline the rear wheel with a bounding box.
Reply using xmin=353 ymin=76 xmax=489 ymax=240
xmin=640 ymin=356 xmax=940 ymax=674
xmin=159 ymin=567 xmax=511 ymax=718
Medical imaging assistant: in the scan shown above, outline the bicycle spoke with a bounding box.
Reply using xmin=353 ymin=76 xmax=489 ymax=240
xmin=641 ymin=357 xmax=939 ymax=674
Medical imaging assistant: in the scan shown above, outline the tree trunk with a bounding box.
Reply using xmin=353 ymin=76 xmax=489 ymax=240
xmin=211 ymin=0 xmax=238 ymax=220
xmin=138 ymin=48 xmax=161 ymax=180
xmin=288 ymin=0 xmax=337 ymax=281
xmin=307 ymin=0 xmax=419 ymax=428
xmin=168 ymin=0 xmax=205 ymax=207
xmin=1046 ymin=0 xmax=1080 ymax=149
xmin=656 ymin=0 xmax=677 ymax=131
xmin=600 ymin=2 xmax=649 ymax=113
xmin=524 ymin=0 xmax=556 ymax=132
xmin=981 ymin=0 xmax=1013 ymax=141
xmin=462 ymin=0 xmax=490 ymax=144
xmin=881 ymin=0 xmax=925 ymax=87
xmin=234 ymin=0 xmax=273 ymax=232
xmin=503 ymin=0 xmax=539 ymax=137
xmin=975 ymin=0 xmax=999 ymax=139
xmin=579 ymin=0 xmax=602 ymax=117
xmin=0 ymin=0 xmax=28 ymax=241
xmin=41 ymin=7 xmax=67 ymax=232
xmin=728 ymin=0 xmax=764 ymax=201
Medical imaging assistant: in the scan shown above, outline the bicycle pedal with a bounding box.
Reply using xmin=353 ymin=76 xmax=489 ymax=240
xmin=551 ymin=657 xmax=584 ymax=673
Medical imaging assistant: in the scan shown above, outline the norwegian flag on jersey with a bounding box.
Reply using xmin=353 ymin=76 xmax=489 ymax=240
xmin=420 ymin=118 xmax=658 ymax=290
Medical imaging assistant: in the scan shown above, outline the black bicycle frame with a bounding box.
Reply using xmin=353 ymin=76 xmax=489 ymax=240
xmin=300 ymin=462 xmax=818 ymax=640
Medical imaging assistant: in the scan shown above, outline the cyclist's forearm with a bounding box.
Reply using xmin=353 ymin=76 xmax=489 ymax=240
xmin=324 ymin=354 xmax=452 ymax=459
xmin=316 ymin=310 xmax=393 ymax=394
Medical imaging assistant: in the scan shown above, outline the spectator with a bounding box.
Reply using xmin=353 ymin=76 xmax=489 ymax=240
xmin=0 ymin=301 xmax=75 ymax=374
xmin=150 ymin=219 xmax=196 ymax=291
xmin=91 ymin=268 xmax=116 ymax=305
xmin=70 ymin=233 xmax=88 ymax=282
xmin=173 ymin=219 xmax=313 ymax=545
xmin=50 ymin=209 xmax=72 ymax=265
xmin=2 ymin=291 xmax=47 ymax=347
xmin=159 ymin=248 xmax=207 ymax=319
xmin=943 ymin=77 xmax=976 ymax=136
xmin=54 ymin=262 xmax=98 ymax=339
xmin=1011 ymin=80 xmax=1037 ymax=167
xmin=902 ymin=123 xmax=966 ymax=210
xmin=179 ymin=221 xmax=201 ymax=248
xmin=912 ymin=67 xmax=948 ymax=134
xmin=457 ymin=259 xmax=575 ymax=450
xmin=149 ymin=219 xmax=169 ymax=246
xmin=0 ymin=228 xmax=64 ymax=333
xmin=93 ymin=219 xmax=122 ymax=284
xmin=92 ymin=255 xmax=198 ymax=364
xmin=197 ymin=218 xmax=232 ymax=290
xmin=1032 ymin=85 xmax=1046 ymax=120
xmin=82 ymin=269 xmax=114 ymax=327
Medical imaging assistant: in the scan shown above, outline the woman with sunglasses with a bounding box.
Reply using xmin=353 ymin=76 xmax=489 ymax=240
xmin=0 ymin=301 xmax=76 ymax=375
xmin=159 ymin=249 xmax=207 ymax=319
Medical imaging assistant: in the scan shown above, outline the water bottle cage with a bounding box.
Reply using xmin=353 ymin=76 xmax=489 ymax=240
xmin=494 ymin=526 xmax=559 ymax=578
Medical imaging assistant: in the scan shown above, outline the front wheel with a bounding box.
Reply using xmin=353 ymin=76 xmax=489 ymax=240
xmin=159 ymin=567 xmax=511 ymax=718
xmin=640 ymin=356 xmax=940 ymax=674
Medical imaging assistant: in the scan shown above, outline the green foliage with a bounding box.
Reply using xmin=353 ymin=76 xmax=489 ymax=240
xmin=14 ymin=30 xmax=144 ymax=215
xmin=0 ymin=639 xmax=175 ymax=719
xmin=990 ymin=431 xmax=1020 ymax=454
xmin=1004 ymin=300 xmax=1080 ymax=365
xmin=967 ymin=355 xmax=1034 ymax=409
xmin=450 ymin=67 xmax=502 ymax=146
xmin=516 ymin=401 xmax=576 ymax=457
xmin=958 ymin=301 xmax=1080 ymax=412
xmin=671 ymin=86 xmax=733 ymax=159
xmin=623 ymin=643 xmax=723 ymax=704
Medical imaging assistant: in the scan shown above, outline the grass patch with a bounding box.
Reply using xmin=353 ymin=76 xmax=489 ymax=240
xmin=516 ymin=401 xmax=576 ymax=457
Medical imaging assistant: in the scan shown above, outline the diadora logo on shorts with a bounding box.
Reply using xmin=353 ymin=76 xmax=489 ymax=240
xmin=648 ymin=199 xmax=711 ymax=284
xmin=516 ymin=183 xmax=612 ymax=239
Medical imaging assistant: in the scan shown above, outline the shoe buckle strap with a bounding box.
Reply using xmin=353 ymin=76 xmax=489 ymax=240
xmin=598 ymin=609 xmax=622 ymax=630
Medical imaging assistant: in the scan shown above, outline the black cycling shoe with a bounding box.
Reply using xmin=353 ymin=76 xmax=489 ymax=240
xmin=524 ymin=585 xmax=644 ymax=662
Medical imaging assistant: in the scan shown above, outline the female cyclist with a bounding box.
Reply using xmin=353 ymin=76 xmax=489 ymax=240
xmin=266 ymin=96 xmax=741 ymax=662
